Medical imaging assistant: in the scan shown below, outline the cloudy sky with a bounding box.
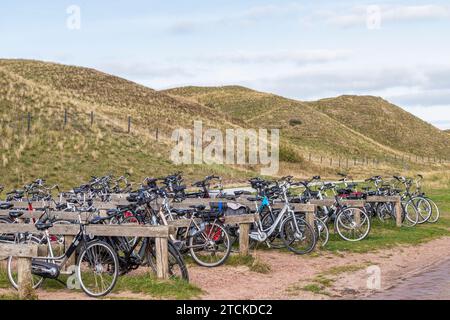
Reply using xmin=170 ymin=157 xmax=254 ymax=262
xmin=1 ymin=0 xmax=450 ymax=129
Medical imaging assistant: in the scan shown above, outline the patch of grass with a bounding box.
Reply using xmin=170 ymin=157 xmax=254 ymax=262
xmin=0 ymin=293 xmax=22 ymax=300
xmin=225 ymin=254 xmax=271 ymax=274
xmin=302 ymin=284 xmax=323 ymax=294
xmin=113 ymin=272 xmax=202 ymax=300
xmin=326 ymin=264 xmax=368 ymax=276
xmin=323 ymin=210 xmax=450 ymax=254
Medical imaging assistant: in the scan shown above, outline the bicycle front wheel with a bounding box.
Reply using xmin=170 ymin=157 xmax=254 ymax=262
xmin=77 ymin=240 xmax=119 ymax=297
xmin=335 ymin=208 xmax=371 ymax=242
xmin=280 ymin=216 xmax=316 ymax=254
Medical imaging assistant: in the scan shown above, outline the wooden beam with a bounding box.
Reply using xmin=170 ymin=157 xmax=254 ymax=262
xmin=366 ymin=196 xmax=401 ymax=203
xmin=309 ymin=199 xmax=366 ymax=207
xmin=0 ymin=244 xmax=38 ymax=257
xmin=0 ymin=223 xmax=172 ymax=238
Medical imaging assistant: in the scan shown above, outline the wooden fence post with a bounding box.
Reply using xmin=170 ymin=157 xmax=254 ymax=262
xmin=155 ymin=237 xmax=169 ymax=279
xmin=17 ymin=257 xmax=33 ymax=299
xmin=27 ymin=113 xmax=31 ymax=134
xmin=306 ymin=211 xmax=315 ymax=229
xmin=127 ymin=116 xmax=131 ymax=133
xmin=395 ymin=198 xmax=402 ymax=227
xmin=156 ymin=128 xmax=159 ymax=141
xmin=64 ymin=109 xmax=68 ymax=128
xmin=239 ymin=223 xmax=250 ymax=256
xmin=90 ymin=111 xmax=94 ymax=126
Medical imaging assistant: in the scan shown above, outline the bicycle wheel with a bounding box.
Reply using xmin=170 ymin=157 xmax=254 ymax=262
xmin=280 ymin=215 xmax=316 ymax=254
xmin=335 ymin=207 xmax=371 ymax=242
xmin=403 ymin=201 xmax=419 ymax=227
xmin=260 ymin=210 xmax=284 ymax=249
xmin=77 ymin=240 xmax=119 ymax=297
xmin=7 ymin=236 xmax=45 ymax=290
xmin=147 ymin=240 xmax=189 ymax=281
xmin=376 ymin=202 xmax=395 ymax=224
xmin=425 ymin=197 xmax=440 ymax=223
xmin=188 ymin=221 xmax=231 ymax=267
xmin=314 ymin=218 xmax=329 ymax=247
xmin=414 ymin=197 xmax=432 ymax=224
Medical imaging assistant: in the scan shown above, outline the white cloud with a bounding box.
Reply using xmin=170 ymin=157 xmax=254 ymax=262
xmin=321 ymin=4 xmax=450 ymax=28
xmin=166 ymin=2 xmax=304 ymax=34
xmin=191 ymin=49 xmax=351 ymax=65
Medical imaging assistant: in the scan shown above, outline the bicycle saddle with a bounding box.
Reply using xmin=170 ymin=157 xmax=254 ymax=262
xmin=234 ymin=190 xmax=251 ymax=196
xmin=35 ymin=221 xmax=53 ymax=231
xmin=171 ymin=209 xmax=192 ymax=216
xmin=0 ymin=203 xmax=14 ymax=210
xmin=189 ymin=204 xmax=206 ymax=211
xmin=9 ymin=211 xmax=24 ymax=219
xmin=106 ymin=209 xmax=119 ymax=216
xmin=247 ymin=196 xmax=264 ymax=202
xmin=197 ymin=211 xmax=224 ymax=219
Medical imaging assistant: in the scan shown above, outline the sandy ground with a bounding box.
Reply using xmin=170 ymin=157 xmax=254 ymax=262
xmin=190 ymin=237 xmax=450 ymax=300
xmin=2 ymin=236 xmax=450 ymax=300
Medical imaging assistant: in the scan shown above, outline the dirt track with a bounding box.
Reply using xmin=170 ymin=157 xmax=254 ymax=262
xmin=2 ymin=237 xmax=450 ymax=300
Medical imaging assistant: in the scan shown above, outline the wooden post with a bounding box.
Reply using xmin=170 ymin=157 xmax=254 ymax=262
xmin=17 ymin=257 xmax=34 ymax=299
xmin=239 ymin=223 xmax=250 ymax=256
xmin=156 ymin=128 xmax=159 ymax=141
xmin=309 ymin=153 xmax=311 ymax=162
xmin=320 ymin=156 xmax=323 ymax=164
xmin=354 ymin=209 xmax=361 ymax=226
xmin=64 ymin=235 xmax=76 ymax=271
xmin=90 ymin=111 xmax=94 ymax=126
xmin=395 ymin=198 xmax=402 ymax=227
xmin=155 ymin=237 xmax=168 ymax=279
xmin=64 ymin=109 xmax=68 ymax=128
xmin=306 ymin=212 xmax=315 ymax=229
xmin=127 ymin=116 xmax=131 ymax=133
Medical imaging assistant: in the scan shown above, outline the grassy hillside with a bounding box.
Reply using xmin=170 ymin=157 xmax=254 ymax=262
xmin=307 ymin=95 xmax=450 ymax=158
xmin=0 ymin=60 xmax=256 ymax=189
xmin=166 ymin=87 xmax=450 ymax=161
xmin=0 ymin=59 xmax=448 ymax=190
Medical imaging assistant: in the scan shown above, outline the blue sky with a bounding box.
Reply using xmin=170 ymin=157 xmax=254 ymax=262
xmin=1 ymin=0 xmax=450 ymax=129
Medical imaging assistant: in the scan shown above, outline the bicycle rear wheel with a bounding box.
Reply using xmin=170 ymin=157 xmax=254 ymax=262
xmin=425 ymin=197 xmax=440 ymax=223
xmin=402 ymin=201 xmax=419 ymax=227
xmin=7 ymin=236 xmax=45 ymax=290
xmin=147 ymin=240 xmax=189 ymax=281
xmin=189 ymin=222 xmax=231 ymax=267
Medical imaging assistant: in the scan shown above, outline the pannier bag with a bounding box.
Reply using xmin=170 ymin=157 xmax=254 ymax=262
xmin=209 ymin=201 xmax=249 ymax=216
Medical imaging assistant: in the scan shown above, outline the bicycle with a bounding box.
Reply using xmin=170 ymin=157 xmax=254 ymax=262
xmin=6 ymin=209 xmax=119 ymax=297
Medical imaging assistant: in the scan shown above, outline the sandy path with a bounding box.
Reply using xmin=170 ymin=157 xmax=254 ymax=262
xmin=189 ymin=236 xmax=450 ymax=299
xmin=2 ymin=237 xmax=450 ymax=300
